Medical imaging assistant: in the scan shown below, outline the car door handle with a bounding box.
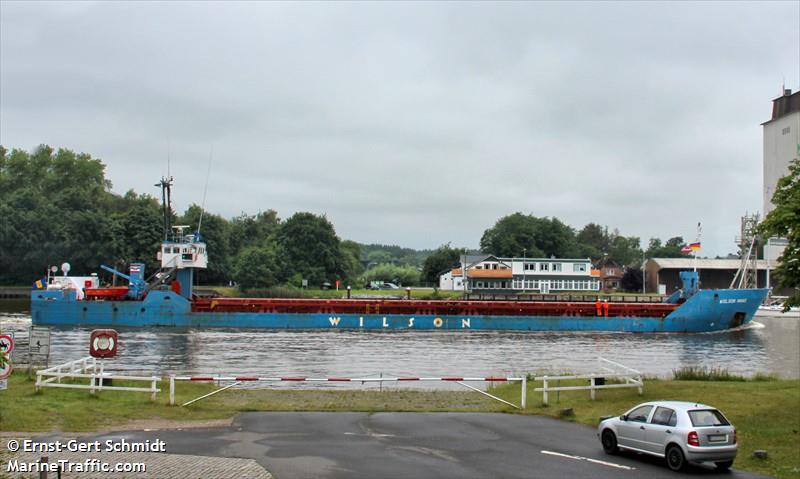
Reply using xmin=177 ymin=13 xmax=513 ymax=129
xmin=666 ymin=430 xmax=672 ymax=434
xmin=639 ymin=426 xmax=645 ymax=430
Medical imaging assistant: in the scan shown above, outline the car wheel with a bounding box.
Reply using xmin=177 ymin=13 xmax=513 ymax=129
xmin=715 ymin=460 xmax=734 ymax=471
xmin=666 ymin=444 xmax=686 ymax=472
xmin=601 ymin=430 xmax=619 ymax=454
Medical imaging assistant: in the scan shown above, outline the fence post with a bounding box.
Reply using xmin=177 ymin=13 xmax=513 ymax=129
xmin=590 ymin=376 xmax=596 ymax=400
xmin=151 ymin=377 xmax=157 ymax=401
xmin=542 ymin=376 xmax=549 ymax=405
xmin=521 ymin=376 xmax=527 ymax=409
xmin=35 ymin=371 xmax=42 ymax=392
xmin=98 ymin=361 xmax=104 ymax=391
xmin=169 ymin=376 xmax=175 ymax=405
xmin=638 ymin=376 xmax=643 ymax=395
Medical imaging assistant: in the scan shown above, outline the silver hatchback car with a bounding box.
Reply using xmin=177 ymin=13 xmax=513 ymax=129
xmin=597 ymin=401 xmax=737 ymax=471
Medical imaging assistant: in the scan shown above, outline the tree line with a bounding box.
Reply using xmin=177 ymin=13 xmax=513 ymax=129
xmin=2 ymin=145 xmax=698 ymax=292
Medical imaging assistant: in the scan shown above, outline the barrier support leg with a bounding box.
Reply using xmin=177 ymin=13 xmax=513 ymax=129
xmin=542 ymin=376 xmax=549 ymax=406
xmin=521 ymin=376 xmax=527 ymax=409
xmin=590 ymin=377 xmax=596 ymax=400
xmin=170 ymin=376 xmax=175 ymax=406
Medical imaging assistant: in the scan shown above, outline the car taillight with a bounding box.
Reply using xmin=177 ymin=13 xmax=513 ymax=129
xmin=733 ymin=429 xmax=737 ymax=444
xmin=688 ymin=431 xmax=700 ymax=446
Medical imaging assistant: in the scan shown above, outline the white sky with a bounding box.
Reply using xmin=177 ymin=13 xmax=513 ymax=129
xmin=1 ymin=1 xmax=798 ymax=256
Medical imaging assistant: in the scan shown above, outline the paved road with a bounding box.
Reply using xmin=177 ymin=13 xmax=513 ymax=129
xmin=83 ymin=413 xmax=768 ymax=479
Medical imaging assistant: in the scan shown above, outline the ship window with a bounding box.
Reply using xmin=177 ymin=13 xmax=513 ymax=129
xmin=553 ymin=263 xmax=562 ymax=272
xmin=573 ymin=264 xmax=587 ymax=272
xmin=540 ymin=263 xmax=549 ymax=271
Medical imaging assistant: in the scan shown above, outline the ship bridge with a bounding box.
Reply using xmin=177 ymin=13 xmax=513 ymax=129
xmin=157 ymin=225 xmax=208 ymax=270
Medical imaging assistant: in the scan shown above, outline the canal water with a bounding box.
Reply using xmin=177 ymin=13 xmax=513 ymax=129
xmin=1 ymin=300 xmax=798 ymax=387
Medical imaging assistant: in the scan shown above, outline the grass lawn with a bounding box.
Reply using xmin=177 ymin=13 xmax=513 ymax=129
xmin=490 ymin=377 xmax=800 ymax=479
xmin=1 ymin=372 xmax=797 ymax=478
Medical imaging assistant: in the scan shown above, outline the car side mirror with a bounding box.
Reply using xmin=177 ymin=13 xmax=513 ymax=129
xmin=620 ymin=414 xmax=628 ymax=421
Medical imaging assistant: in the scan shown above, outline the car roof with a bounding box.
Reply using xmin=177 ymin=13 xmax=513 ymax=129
xmin=635 ymin=400 xmax=717 ymax=411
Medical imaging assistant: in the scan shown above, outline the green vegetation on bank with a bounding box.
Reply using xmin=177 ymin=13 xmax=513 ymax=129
xmin=1 ymin=371 xmax=797 ymax=478
xmin=758 ymin=158 xmax=800 ymax=310
xmin=2 ymin=145 xmax=697 ymax=293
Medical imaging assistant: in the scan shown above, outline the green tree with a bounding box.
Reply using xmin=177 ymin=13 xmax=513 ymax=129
xmin=229 ymin=210 xmax=279 ymax=256
xmin=620 ymin=268 xmax=643 ymax=292
xmin=233 ymin=243 xmax=284 ymax=290
xmin=421 ymin=243 xmax=465 ymax=284
xmin=340 ymin=240 xmax=364 ymax=284
xmin=576 ymin=223 xmax=607 ymax=260
xmin=480 ymin=213 xmax=580 ymax=258
xmin=608 ymin=233 xmax=643 ymax=267
xmin=276 ymin=212 xmax=347 ymax=286
xmin=759 ymin=158 xmax=800 ymax=309
xmin=646 ymin=237 xmax=690 ymax=258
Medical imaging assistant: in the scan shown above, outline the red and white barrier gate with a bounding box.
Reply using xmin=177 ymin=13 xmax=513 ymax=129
xmin=170 ymin=375 xmax=527 ymax=409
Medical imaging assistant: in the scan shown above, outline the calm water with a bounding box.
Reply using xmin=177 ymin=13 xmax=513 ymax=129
xmin=1 ymin=300 xmax=798 ymax=387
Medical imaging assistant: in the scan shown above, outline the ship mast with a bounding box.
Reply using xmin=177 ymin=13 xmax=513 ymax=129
xmin=155 ymin=176 xmax=174 ymax=240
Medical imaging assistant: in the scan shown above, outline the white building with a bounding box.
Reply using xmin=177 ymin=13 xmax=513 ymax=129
xmin=763 ymin=88 xmax=799 ymax=215
xmin=762 ymin=88 xmax=798 ymax=261
xmin=439 ymin=255 xmax=600 ymax=294
xmin=438 ymin=269 xmax=466 ymax=291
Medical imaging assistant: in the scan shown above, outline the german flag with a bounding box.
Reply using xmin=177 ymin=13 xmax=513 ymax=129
xmin=682 ymin=242 xmax=701 ymax=253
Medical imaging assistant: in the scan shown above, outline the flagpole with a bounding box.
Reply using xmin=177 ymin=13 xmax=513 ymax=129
xmin=693 ymin=222 xmax=701 ymax=273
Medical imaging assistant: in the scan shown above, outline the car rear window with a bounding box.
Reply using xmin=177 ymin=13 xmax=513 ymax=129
xmin=688 ymin=409 xmax=730 ymax=427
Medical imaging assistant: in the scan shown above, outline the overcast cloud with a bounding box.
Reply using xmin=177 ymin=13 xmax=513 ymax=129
xmin=1 ymin=1 xmax=798 ymax=257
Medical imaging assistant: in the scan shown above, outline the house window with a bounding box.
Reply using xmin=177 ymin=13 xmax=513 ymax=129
xmin=573 ymin=264 xmax=587 ymax=273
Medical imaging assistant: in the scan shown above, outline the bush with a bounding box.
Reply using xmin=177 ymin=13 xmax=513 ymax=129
xmin=672 ymin=366 xmax=738 ymax=380
xmin=360 ymin=263 xmax=420 ymax=286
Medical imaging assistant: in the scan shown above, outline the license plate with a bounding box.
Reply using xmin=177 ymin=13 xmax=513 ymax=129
xmin=709 ymin=434 xmax=727 ymax=442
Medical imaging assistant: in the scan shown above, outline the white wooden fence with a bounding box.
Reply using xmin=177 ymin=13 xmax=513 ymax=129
xmin=35 ymin=356 xmax=160 ymax=400
xmin=534 ymin=357 xmax=643 ymax=405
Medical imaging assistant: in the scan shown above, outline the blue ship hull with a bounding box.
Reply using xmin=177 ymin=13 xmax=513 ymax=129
xmin=31 ymin=288 xmax=768 ymax=333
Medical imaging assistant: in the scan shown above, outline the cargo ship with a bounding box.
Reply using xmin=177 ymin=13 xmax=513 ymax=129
xmin=30 ymin=179 xmax=768 ymax=333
